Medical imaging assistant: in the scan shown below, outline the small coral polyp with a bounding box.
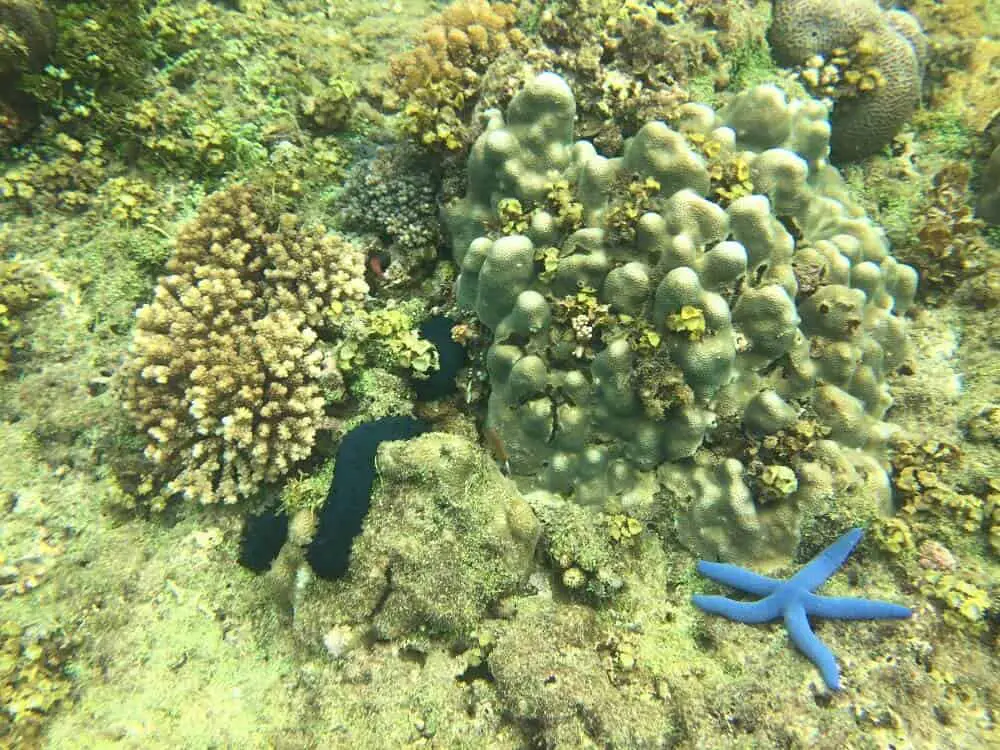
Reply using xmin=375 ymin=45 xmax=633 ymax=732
xmin=446 ymin=73 xmax=918 ymax=563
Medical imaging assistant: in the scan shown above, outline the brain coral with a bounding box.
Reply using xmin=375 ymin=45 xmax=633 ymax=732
xmin=768 ymin=0 xmax=926 ymax=161
xmin=445 ymin=73 xmax=917 ymax=563
xmin=121 ymin=185 xmax=368 ymax=506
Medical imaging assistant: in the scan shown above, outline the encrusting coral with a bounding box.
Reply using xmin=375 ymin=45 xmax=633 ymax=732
xmin=120 ymin=184 xmax=368 ymax=506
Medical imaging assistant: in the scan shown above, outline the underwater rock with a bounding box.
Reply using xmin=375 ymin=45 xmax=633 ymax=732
xmin=306 ymin=415 xmax=429 ymax=580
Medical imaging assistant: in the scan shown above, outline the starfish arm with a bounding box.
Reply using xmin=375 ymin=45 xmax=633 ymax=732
xmin=804 ymin=593 xmax=912 ymax=620
xmin=783 ymin=602 xmax=842 ymax=690
xmin=691 ymin=594 xmax=780 ymax=623
xmin=695 ymin=561 xmax=782 ymax=596
xmin=791 ymin=527 xmax=864 ymax=591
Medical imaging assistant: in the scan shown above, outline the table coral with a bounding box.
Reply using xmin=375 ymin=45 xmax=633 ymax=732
xmin=445 ymin=72 xmax=918 ymax=564
xmin=120 ymin=184 xmax=368 ymax=506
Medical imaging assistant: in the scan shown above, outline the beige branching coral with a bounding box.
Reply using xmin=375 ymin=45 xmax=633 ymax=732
xmin=121 ymin=185 xmax=368 ymax=506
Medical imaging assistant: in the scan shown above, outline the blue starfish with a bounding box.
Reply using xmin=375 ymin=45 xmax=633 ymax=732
xmin=691 ymin=527 xmax=911 ymax=690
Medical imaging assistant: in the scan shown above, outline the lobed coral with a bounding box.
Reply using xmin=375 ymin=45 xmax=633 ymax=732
xmin=446 ymin=73 xmax=917 ymax=563
xmin=386 ymin=0 xmax=526 ymax=153
xmin=120 ymin=184 xmax=368 ymax=506
xmin=768 ymin=0 xmax=926 ymax=161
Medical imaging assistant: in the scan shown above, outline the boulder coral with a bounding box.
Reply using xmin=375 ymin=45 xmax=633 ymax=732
xmin=120 ymin=184 xmax=368 ymax=506
xmin=445 ymin=72 xmax=918 ymax=563
xmin=768 ymin=0 xmax=926 ymax=160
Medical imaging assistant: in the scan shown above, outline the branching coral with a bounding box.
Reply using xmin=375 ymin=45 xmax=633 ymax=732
xmin=120 ymin=184 xmax=368 ymax=506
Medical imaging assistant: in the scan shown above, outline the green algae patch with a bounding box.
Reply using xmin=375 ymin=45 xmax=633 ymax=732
xmin=296 ymin=432 xmax=539 ymax=643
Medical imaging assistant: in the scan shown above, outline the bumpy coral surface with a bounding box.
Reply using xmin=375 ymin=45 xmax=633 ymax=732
xmin=386 ymin=0 xmax=526 ymax=152
xmin=299 ymin=433 xmax=540 ymax=641
xmin=337 ymin=145 xmax=443 ymax=280
xmin=120 ymin=184 xmax=368 ymax=506
xmin=768 ymin=0 xmax=926 ymax=160
xmin=446 ymin=73 xmax=918 ymax=563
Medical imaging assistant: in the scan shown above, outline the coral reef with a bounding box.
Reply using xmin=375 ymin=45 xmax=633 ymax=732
xmin=488 ymin=600 xmax=675 ymax=747
xmin=307 ymin=415 xmax=429 ymax=580
xmin=120 ymin=184 xmax=368 ymax=506
xmin=299 ymin=76 xmax=358 ymax=133
xmin=336 ymin=145 xmax=443 ymax=283
xmin=894 ymin=162 xmax=990 ymax=303
xmin=692 ymin=527 xmax=911 ymax=690
xmin=0 ymin=0 xmax=53 ymax=80
xmin=12 ymin=0 xmax=152 ymax=140
xmin=976 ymin=141 xmax=1000 ymax=225
xmin=768 ymin=0 xmax=926 ymax=161
xmin=0 ymin=0 xmax=55 ymax=145
xmin=445 ymin=72 xmax=917 ymax=563
xmin=0 ymin=257 xmax=47 ymax=373
xmin=0 ymin=134 xmax=106 ymax=211
xmin=530 ymin=0 xmax=765 ymax=154
xmin=332 ymin=302 xmax=440 ymax=382
xmin=298 ymin=433 xmax=540 ymax=641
